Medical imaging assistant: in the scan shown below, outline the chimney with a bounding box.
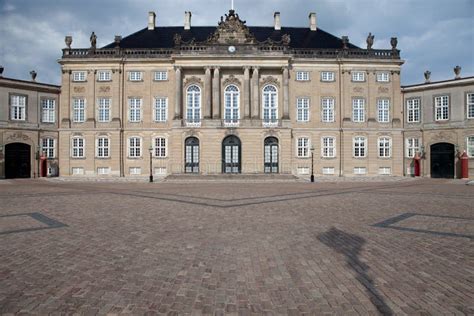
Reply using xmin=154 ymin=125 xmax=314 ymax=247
xmin=184 ymin=11 xmax=192 ymax=30
xmin=274 ymin=12 xmax=281 ymax=31
xmin=148 ymin=11 xmax=156 ymax=30
xmin=309 ymin=12 xmax=317 ymax=31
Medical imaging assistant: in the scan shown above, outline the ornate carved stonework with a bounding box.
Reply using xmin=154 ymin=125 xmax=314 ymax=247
xmin=208 ymin=10 xmax=257 ymax=45
xmin=99 ymin=86 xmax=111 ymax=93
xmin=184 ymin=76 xmax=203 ymax=87
xmin=6 ymin=132 xmax=31 ymax=142
xmin=260 ymin=76 xmax=280 ymax=87
xmin=378 ymin=87 xmax=389 ymax=94
xmin=73 ymin=87 xmax=85 ymax=93
xmin=353 ymin=87 xmax=364 ymax=93
xmin=223 ymin=75 xmax=241 ymax=87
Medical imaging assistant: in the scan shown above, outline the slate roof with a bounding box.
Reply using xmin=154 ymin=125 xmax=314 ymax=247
xmin=103 ymin=26 xmax=359 ymax=50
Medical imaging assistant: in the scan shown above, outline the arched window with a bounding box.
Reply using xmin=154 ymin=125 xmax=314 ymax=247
xmin=224 ymin=85 xmax=240 ymax=125
xmin=262 ymin=85 xmax=278 ymax=126
xmin=186 ymin=85 xmax=201 ymax=125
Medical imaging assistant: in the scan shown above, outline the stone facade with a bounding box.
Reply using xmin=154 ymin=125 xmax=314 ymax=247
xmin=0 ymin=75 xmax=60 ymax=178
xmin=58 ymin=10 xmax=404 ymax=178
xmin=402 ymin=76 xmax=474 ymax=178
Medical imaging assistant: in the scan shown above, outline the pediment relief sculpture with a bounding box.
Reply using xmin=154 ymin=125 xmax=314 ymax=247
xmin=223 ymin=75 xmax=241 ymax=87
xmin=260 ymin=76 xmax=280 ymax=87
xmin=184 ymin=76 xmax=203 ymax=87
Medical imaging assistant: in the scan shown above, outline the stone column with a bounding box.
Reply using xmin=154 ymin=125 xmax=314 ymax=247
xmin=243 ymin=67 xmax=250 ymax=119
xmin=204 ymin=67 xmax=212 ymax=119
xmin=251 ymin=67 xmax=260 ymax=119
xmin=174 ymin=67 xmax=182 ymax=119
xmin=212 ymin=67 xmax=221 ymax=119
xmin=282 ymin=66 xmax=289 ymax=119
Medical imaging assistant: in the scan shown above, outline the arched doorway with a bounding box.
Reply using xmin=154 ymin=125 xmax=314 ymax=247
xmin=430 ymin=143 xmax=454 ymax=178
xmin=5 ymin=143 xmax=31 ymax=179
xmin=222 ymin=135 xmax=241 ymax=174
xmin=264 ymin=137 xmax=279 ymax=173
xmin=185 ymin=137 xmax=199 ymax=173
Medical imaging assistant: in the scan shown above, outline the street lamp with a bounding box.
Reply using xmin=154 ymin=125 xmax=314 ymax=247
xmin=149 ymin=145 xmax=154 ymax=183
xmin=310 ymin=145 xmax=315 ymax=183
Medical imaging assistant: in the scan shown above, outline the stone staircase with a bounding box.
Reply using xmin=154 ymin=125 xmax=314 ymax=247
xmin=164 ymin=173 xmax=303 ymax=183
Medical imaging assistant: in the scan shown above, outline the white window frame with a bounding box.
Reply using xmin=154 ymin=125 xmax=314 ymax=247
xmin=10 ymin=95 xmax=26 ymax=121
xmin=153 ymin=137 xmax=167 ymax=158
xmin=377 ymin=99 xmax=390 ymax=123
xmin=129 ymin=167 xmax=142 ymax=175
xmin=96 ymin=137 xmax=110 ymax=158
xmin=97 ymin=167 xmax=110 ymax=175
xmin=406 ymin=138 xmax=420 ymax=158
xmin=407 ymin=98 xmax=420 ymax=123
xmin=321 ymin=97 xmax=335 ymax=123
xmin=322 ymin=167 xmax=335 ymax=175
xmin=379 ymin=167 xmax=391 ymax=175
xmin=467 ymin=93 xmax=474 ymax=119
xmin=296 ymin=97 xmax=310 ymax=122
xmin=97 ymin=98 xmax=111 ymax=122
xmin=353 ymin=136 xmax=367 ymax=158
xmin=321 ymin=71 xmax=335 ymax=82
xmin=72 ymin=71 xmax=86 ymax=82
xmin=154 ymin=97 xmax=168 ymax=122
xmin=73 ymin=98 xmax=86 ymax=123
xmin=154 ymin=71 xmax=168 ymax=81
xmin=128 ymin=71 xmax=143 ymax=81
xmin=262 ymin=85 xmax=278 ymax=126
xmin=128 ymin=137 xmax=142 ymax=158
xmin=41 ymin=99 xmax=55 ymax=123
xmin=296 ymin=71 xmax=310 ymax=81
xmin=71 ymin=137 xmax=85 ymax=158
xmin=378 ymin=137 xmax=392 ymax=158
xmin=353 ymin=167 xmax=367 ymax=175
xmin=224 ymin=85 xmax=240 ymax=126
xmin=467 ymin=136 xmax=474 ymax=157
xmin=352 ymin=98 xmax=365 ymax=122
xmin=435 ymin=95 xmax=449 ymax=121
xmin=128 ymin=98 xmax=142 ymax=122
xmin=321 ymin=137 xmax=336 ymax=158
xmin=97 ymin=70 xmax=111 ymax=82
xmin=41 ymin=138 xmax=55 ymax=158
xmin=297 ymin=137 xmax=310 ymax=158
xmin=376 ymin=72 xmax=390 ymax=82
xmin=352 ymin=71 xmax=365 ymax=82
xmin=186 ymin=85 xmax=201 ymax=126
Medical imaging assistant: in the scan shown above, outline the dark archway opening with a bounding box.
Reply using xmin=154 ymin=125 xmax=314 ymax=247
xmin=5 ymin=142 xmax=31 ymax=179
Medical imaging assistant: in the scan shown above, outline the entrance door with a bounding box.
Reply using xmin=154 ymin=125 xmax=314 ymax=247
xmin=185 ymin=137 xmax=199 ymax=173
xmin=430 ymin=143 xmax=454 ymax=178
xmin=264 ymin=137 xmax=279 ymax=173
xmin=222 ymin=136 xmax=241 ymax=173
xmin=5 ymin=143 xmax=31 ymax=179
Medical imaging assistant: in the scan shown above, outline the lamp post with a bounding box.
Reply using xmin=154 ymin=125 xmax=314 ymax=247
xmin=310 ymin=146 xmax=315 ymax=183
xmin=149 ymin=145 xmax=153 ymax=183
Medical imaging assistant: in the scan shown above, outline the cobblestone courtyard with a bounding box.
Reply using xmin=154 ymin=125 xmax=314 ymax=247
xmin=0 ymin=179 xmax=472 ymax=315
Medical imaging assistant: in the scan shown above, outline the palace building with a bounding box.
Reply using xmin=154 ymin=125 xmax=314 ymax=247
xmin=58 ymin=9 xmax=405 ymax=178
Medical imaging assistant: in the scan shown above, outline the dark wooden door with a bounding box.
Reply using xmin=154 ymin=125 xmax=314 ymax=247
xmin=185 ymin=137 xmax=199 ymax=173
xmin=5 ymin=143 xmax=31 ymax=179
xmin=222 ymin=136 xmax=241 ymax=174
xmin=430 ymin=143 xmax=454 ymax=178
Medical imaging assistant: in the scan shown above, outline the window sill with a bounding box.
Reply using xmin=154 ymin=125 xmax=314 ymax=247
xmin=95 ymin=157 xmax=111 ymax=160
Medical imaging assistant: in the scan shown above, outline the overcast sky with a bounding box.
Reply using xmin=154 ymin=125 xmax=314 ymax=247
xmin=0 ymin=0 xmax=472 ymax=85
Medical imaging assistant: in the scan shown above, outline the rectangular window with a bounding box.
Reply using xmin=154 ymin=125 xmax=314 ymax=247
xmin=407 ymin=98 xmax=420 ymax=123
xmin=352 ymin=99 xmax=365 ymax=122
xmin=129 ymin=98 xmax=142 ymax=122
xmin=97 ymin=167 xmax=110 ymax=175
xmin=154 ymin=97 xmax=168 ymax=122
xmin=353 ymin=136 xmax=366 ymax=157
xmin=467 ymin=93 xmax=474 ymax=119
xmin=97 ymin=70 xmax=111 ymax=82
xmin=322 ymin=167 xmax=335 ymax=175
xmin=297 ymin=167 xmax=310 ymax=175
xmin=129 ymin=137 xmax=141 ymax=158
xmin=154 ymin=71 xmax=168 ymax=81
xmin=376 ymin=72 xmax=390 ymax=82
xmin=379 ymin=167 xmax=391 ymax=175
xmin=96 ymin=137 xmax=110 ymax=158
xmin=129 ymin=71 xmax=142 ymax=81
xmin=10 ymin=95 xmax=26 ymax=121
xmin=352 ymin=71 xmax=365 ymax=82
xmin=321 ymin=137 xmax=336 ymax=158
xmin=154 ymin=137 xmax=166 ymax=158
xmin=98 ymin=98 xmax=111 ymax=122
xmin=72 ymin=71 xmax=86 ymax=82
xmin=72 ymin=167 xmax=84 ymax=175
xmin=377 ymin=99 xmax=390 ymax=123
xmin=321 ymin=98 xmax=335 ymax=122
xmin=296 ymin=71 xmax=310 ymax=81
xmin=378 ymin=137 xmax=391 ymax=158
xmin=467 ymin=136 xmax=474 ymax=157
xmin=297 ymin=137 xmax=309 ymax=157
xmin=353 ymin=167 xmax=367 ymax=175
xmin=155 ymin=167 xmax=167 ymax=175
xmin=296 ymin=98 xmax=310 ymax=122
xmin=435 ymin=95 xmax=449 ymax=121
xmin=406 ymin=138 xmax=420 ymax=158
xmin=73 ymin=98 xmax=86 ymax=122
xmin=72 ymin=138 xmax=84 ymax=158
xmin=41 ymin=138 xmax=55 ymax=158
xmin=321 ymin=71 xmax=335 ymax=82
xmin=129 ymin=167 xmax=141 ymax=175
xmin=41 ymin=99 xmax=55 ymax=123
